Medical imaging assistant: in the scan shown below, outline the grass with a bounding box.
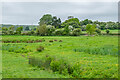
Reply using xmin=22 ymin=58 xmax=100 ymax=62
xmin=82 ymin=30 xmax=119 ymax=34
xmin=102 ymin=30 xmax=118 ymax=34
xmin=2 ymin=35 xmax=118 ymax=78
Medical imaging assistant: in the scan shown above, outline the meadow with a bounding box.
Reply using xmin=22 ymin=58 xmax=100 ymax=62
xmin=2 ymin=35 xmax=118 ymax=78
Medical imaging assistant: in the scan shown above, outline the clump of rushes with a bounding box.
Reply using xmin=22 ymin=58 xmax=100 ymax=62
xmin=49 ymin=40 xmax=53 ymax=42
xmin=59 ymin=40 xmax=63 ymax=42
xmin=54 ymin=39 xmax=57 ymax=41
xmin=37 ymin=46 xmax=44 ymax=52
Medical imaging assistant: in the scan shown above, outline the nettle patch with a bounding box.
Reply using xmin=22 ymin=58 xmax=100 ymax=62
xmin=28 ymin=55 xmax=82 ymax=78
xmin=2 ymin=44 xmax=32 ymax=53
xmin=73 ymin=45 xmax=118 ymax=56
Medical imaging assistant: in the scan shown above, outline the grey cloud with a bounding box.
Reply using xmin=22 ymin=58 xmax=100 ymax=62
xmin=2 ymin=2 xmax=118 ymax=25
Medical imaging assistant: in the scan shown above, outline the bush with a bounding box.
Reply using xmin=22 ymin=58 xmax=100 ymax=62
xmin=53 ymin=29 xmax=64 ymax=36
xmin=95 ymin=29 xmax=101 ymax=35
xmin=49 ymin=40 xmax=53 ymax=42
xmin=37 ymin=46 xmax=44 ymax=52
xmin=28 ymin=55 xmax=82 ymax=77
xmin=72 ymin=28 xmax=81 ymax=36
xmin=86 ymin=24 xmax=96 ymax=35
xmin=106 ymin=29 xmax=110 ymax=34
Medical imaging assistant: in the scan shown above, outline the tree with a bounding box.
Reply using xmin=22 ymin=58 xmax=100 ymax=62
xmin=86 ymin=24 xmax=96 ymax=35
xmin=63 ymin=26 xmax=70 ymax=35
xmin=54 ymin=29 xmax=64 ymax=36
xmin=16 ymin=26 xmax=23 ymax=34
xmin=25 ymin=26 xmax=30 ymax=31
xmin=36 ymin=24 xmax=47 ymax=36
xmin=46 ymin=25 xmax=55 ymax=36
xmin=2 ymin=27 xmax=8 ymax=35
xmin=95 ymin=29 xmax=101 ymax=35
xmin=72 ymin=28 xmax=81 ymax=36
xmin=68 ymin=16 xmax=74 ymax=19
xmin=61 ymin=18 xmax=80 ymax=28
xmin=99 ymin=22 xmax=106 ymax=30
xmin=80 ymin=19 xmax=93 ymax=26
xmin=38 ymin=14 xmax=53 ymax=26
xmin=52 ymin=16 xmax=61 ymax=28
xmin=8 ymin=26 xmax=14 ymax=35
xmin=105 ymin=22 xmax=118 ymax=30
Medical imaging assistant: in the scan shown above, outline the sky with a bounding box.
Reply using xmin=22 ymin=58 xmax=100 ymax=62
xmin=1 ymin=0 xmax=119 ymax=25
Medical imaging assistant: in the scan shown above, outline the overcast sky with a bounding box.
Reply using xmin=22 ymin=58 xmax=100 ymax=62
xmin=2 ymin=1 xmax=118 ymax=25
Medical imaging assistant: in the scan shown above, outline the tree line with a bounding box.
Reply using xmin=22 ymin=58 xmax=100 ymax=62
xmin=1 ymin=14 xmax=119 ymax=36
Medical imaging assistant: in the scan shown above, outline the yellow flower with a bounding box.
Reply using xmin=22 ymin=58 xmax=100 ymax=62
xmin=115 ymin=64 xmax=118 ymax=66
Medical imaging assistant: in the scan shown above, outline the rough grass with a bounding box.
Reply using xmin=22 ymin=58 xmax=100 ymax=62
xmin=2 ymin=35 xmax=118 ymax=78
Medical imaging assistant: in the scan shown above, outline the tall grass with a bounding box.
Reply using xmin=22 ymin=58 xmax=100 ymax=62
xmin=73 ymin=45 xmax=118 ymax=56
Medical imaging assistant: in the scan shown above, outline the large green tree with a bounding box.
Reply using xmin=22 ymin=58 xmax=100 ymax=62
xmin=38 ymin=14 xmax=53 ymax=26
xmin=80 ymin=19 xmax=93 ymax=26
xmin=61 ymin=18 xmax=80 ymax=28
xmin=52 ymin=16 xmax=61 ymax=28
xmin=86 ymin=24 xmax=96 ymax=35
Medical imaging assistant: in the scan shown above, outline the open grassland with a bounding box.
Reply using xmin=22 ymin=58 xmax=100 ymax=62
xmin=82 ymin=30 xmax=119 ymax=34
xmin=2 ymin=35 xmax=118 ymax=78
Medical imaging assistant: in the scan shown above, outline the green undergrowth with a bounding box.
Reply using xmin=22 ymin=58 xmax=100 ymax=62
xmin=2 ymin=44 xmax=32 ymax=53
xmin=73 ymin=45 xmax=118 ymax=56
xmin=29 ymin=55 xmax=83 ymax=78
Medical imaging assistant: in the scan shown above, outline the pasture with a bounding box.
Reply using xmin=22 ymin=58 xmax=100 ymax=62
xmin=2 ymin=35 xmax=118 ymax=78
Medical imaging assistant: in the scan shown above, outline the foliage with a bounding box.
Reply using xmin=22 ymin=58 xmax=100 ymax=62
xmin=61 ymin=18 xmax=80 ymax=28
xmin=95 ymin=29 xmax=101 ymax=35
xmin=2 ymin=44 xmax=31 ymax=53
xmin=106 ymin=29 xmax=110 ymax=34
xmin=38 ymin=14 xmax=53 ymax=25
xmin=52 ymin=16 xmax=61 ymax=28
xmin=37 ymin=46 xmax=44 ymax=52
xmin=36 ymin=24 xmax=47 ymax=36
xmin=16 ymin=26 xmax=23 ymax=34
xmin=72 ymin=28 xmax=81 ymax=36
xmin=8 ymin=26 xmax=15 ymax=35
xmin=86 ymin=24 xmax=96 ymax=35
xmin=80 ymin=19 xmax=92 ymax=26
xmin=73 ymin=45 xmax=118 ymax=56
xmin=53 ymin=29 xmax=64 ymax=36
xmin=46 ymin=25 xmax=55 ymax=36
xmin=2 ymin=27 xmax=8 ymax=35
xmin=25 ymin=26 xmax=30 ymax=31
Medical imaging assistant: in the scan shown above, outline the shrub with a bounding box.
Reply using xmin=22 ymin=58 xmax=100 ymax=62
xmin=72 ymin=28 xmax=81 ymax=36
xmin=106 ymin=29 xmax=110 ymax=34
xmin=37 ymin=46 xmax=44 ymax=52
xmin=95 ymin=29 xmax=101 ymax=35
xmin=54 ymin=29 xmax=64 ymax=36
xmin=86 ymin=24 xmax=96 ymax=35
xmin=54 ymin=39 xmax=57 ymax=41
xmin=28 ymin=55 xmax=82 ymax=77
xmin=59 ymin=40 xmax=63 ymax=42
xmin=49 ymin=40 xmax=53 ymax=42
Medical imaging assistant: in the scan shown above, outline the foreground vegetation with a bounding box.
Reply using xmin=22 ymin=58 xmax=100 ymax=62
xmin=2 ymin=35 xmax=118 ymax=78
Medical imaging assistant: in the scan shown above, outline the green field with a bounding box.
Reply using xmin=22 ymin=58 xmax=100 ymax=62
xmin=2 ymin=35 xmax=118 ymax=78
xmin=82 ymin=30 xmax=118 ymax=34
